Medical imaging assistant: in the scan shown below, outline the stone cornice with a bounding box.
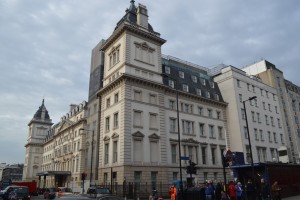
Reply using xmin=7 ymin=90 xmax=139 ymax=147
xmin=98 ymin=73 xmax=227 ymax=108
xmin=28 ymin=119 xmax=53 ymax=126
xmin=25 ymin=142 xmax=43 ymax=148
xmin=101 ymin=22 xmax=166 ymax=51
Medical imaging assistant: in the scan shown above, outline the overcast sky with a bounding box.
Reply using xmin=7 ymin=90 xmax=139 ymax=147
xmin=1 ymin=0 xmax=300 ymax=164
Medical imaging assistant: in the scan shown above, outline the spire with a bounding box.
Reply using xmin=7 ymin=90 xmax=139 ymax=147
xmin=128 ymin=0 xmax=136 ymax=13
xmin=33 ymin=99 xmax=50 ymax=120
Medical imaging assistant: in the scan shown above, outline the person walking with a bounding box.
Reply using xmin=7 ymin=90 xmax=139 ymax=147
xmin=235 ymin=182 xmax=243 ymax=200
xmin=246 ymin=179 xmax=255 ymax=200
xmin=169 ymin=185 xmax=177 ymax=200
xmin=272 ymin=181 xmax=282 ymax=200
xmin=205 ymin=181 xmax=214 ymax=200
xmin=215 ymin=181 xmax=222 ymax=200
xmin=260 ymin=178 xmax=269 ymax=200
xmin=152 ymin=187 xmax=158 ymax=200
xmin=228 ymin=181 xmax=236 ymax=200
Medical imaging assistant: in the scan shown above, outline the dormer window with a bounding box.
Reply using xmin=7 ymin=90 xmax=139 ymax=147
xmin=168 ymin=80 xmax=174 ymax=88
xmin=201 ymin=79 xmax=206 ymax=86
xmin=215 ymin=94 xmax=219 ymax=101
xmin=192 ymin=75 xmax=197 ymax=83
xmin=165 ymin=66 xmax=170 ymax=74
xmin=109 ymin=45 xmax=120 ymax=68
xmin=206 ymin=91 xmax=210 ymax=98
xmin=183 ymin=84 xmax=189 ymax=92
xmin=196 ymin=88 xmax=202 ymax=96
xmin=179 ymin=71 xmax=184 ymax=79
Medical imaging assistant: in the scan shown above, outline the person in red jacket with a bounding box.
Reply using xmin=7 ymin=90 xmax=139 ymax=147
xmin=228 ymin=181 xmax=236 ymax=200
xmin=168 ymin=185 xmax=177 ymax=200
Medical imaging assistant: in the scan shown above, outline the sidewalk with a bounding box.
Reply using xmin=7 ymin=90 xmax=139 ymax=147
xmin=157 ymin=196 xmax=300 ymax=200
xmin=283 ymin=195 xmax=300 ymax=200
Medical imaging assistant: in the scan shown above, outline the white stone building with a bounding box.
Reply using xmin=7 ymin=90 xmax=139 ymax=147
xmin=39 ymin=101 xmax=87 ymax=192
xmin=243 ymin=60 xmax=300 ymax=163
xmin=214 ymin=66 xmax=285 ymax=163
xmin=23 ymin=100 xmax=89 ymax=193
xmin=95 ymin=1 xmax=229 ymax=186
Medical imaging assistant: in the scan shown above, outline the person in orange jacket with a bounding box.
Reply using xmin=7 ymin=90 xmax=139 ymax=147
xmin=169 ymin=185 xmax=177 ymax=200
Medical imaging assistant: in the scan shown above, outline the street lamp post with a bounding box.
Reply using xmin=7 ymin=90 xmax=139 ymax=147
xmin=162 ymin=74 xmax=183 ymax=200
xmin=80 ymin=128 xmax=95 ymax=187
xmin=242 ymin=96 xmax=257 ymax=196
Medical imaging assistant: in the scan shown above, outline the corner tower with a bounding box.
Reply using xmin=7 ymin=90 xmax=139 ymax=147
xmin=23 ymin=99 xmax=53 ymax=181
xmin=101 ymin=0 xmax=166 ymax=88
xmin=97 ymin=1 xmax=167 ymax=185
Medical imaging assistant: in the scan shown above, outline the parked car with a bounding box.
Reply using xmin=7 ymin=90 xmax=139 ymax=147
xmin=1 ymin=185 xmax=30 ymax=200
xmin=43 ymin=188 xmax=56 ymax=199
xmin=87 ymin=187 xmax=111 ymax=198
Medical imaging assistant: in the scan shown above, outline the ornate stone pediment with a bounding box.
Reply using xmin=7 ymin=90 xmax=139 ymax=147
xmin=132 ymin=131 xmax=144 ymax=138
xmin=58 ymin=119 xmax=74 ymax=132
xmin=148 ymin=133 xmax=160 ymax=140
xmin=112 ymin=132 xmax=119 ymax=139
xmin=182 ymin=138 xmax=200 ymax=144
xmin=134 ymin=41 xmax=155 ymax=52
xmin=103 ymin=136 xmax=110 ymax=141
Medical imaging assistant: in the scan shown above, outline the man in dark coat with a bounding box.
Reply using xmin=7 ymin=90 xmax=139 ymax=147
xmin=260 ymin=178 xmax=270 ymax=200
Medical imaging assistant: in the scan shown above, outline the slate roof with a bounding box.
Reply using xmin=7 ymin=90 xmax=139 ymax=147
xmin=162 ymin=56 xmax=225 ymax=103
xmin=33 ymin=99 xmax=50 ymax=120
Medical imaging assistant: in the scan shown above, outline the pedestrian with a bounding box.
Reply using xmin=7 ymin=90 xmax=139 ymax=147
xmin=168 ymin=185 xmax=176 ymax=200
xmin=205 ymin=180 xmax=214 ymax=200
xmin=215 ymin=181 xmax=222 ymax=200
xmin=228 ymin=181 xmax=236 ymax=200
xmin=152 ymin=187 xmax=158 ymax=200
xmin=235 ymin=182 xmax=243 ymax=200
xmin=260 ymin=178 xmax=269 ymax=200
xmin=272 ymin=181 xmax=282 ymax=200
xmin=246 ymin=179 xmax=255 ymax=200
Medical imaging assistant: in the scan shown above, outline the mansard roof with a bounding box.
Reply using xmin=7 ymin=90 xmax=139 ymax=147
xmin=162 ymin=56 xmax=225 ymax=103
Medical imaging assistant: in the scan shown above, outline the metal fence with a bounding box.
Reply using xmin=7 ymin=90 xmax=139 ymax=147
xmin=96 ymin=182 xmax=172 ymax=199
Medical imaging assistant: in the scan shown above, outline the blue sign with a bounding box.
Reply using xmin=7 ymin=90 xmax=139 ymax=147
xmin=180 ymin=156 xmax=190 ymax=160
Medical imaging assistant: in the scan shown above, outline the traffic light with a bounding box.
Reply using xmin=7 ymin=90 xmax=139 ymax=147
xmin=186 ymin=165 xmax=191 ymax=174
xmin=190 ymin=162 xmax=197 ymax=174
xmin=81 ymin=172 xmax=87 ymax=181
xmin=223 ymin=149 xmax=235 ymax=167
xmin=186 ymin=160 xmax=197 ymax=174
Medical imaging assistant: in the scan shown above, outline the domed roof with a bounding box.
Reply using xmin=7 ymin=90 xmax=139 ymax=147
xmin=33 ymin=99 xmax=50 ymax=120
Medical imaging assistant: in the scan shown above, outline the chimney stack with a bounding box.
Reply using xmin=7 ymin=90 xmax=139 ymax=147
xmin=137 ymin=4 xmax=148 ymax=29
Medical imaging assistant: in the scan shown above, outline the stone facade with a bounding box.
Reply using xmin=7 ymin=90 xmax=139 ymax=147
xmin=95 ymin=1 xmax=229 ymax=186
xmin=23 ymin=100 xmax=53 ymax=181
xmin=214 ymin=66 xmax=285 ymax=163
xmin=243 ymin=60 xmax=300 ymax=163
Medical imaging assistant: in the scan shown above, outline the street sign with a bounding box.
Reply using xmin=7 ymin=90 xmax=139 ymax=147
xmin=180 ymin=156 xmax=190 ymax=160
